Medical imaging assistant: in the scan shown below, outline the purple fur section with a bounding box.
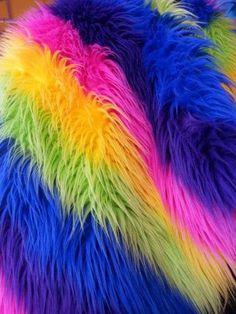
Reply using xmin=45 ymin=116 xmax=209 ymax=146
xmin=180 ymin=0 xmax=215 ymax=24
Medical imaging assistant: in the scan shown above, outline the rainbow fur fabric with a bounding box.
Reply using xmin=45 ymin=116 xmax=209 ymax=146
xmin=0 ymin=0 xmax=236 ymax=313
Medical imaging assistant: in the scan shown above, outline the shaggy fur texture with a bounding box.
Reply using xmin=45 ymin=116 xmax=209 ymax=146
xmin=18 ymin=6 xmax=235 ymax=265
xmin=0 ymin=1 xmax=235 ymax=313
xmin=181 ymin=0 xmax=215 ymax=23
xmin=0 ymin=15 xmax=235 ymax=312
xmin=0 ymin=139 xmax=198 ymax=314
xmin=50 ymin=0 xmax=153 ymax=111
xmin=46 ymin=2 xmax=235 ymax=260
xmin=180 ymin=0 xmax=236 ymax=95
xmin=0 ymin=271 xmax=26 ymax=314
xmin=214 ymin=0 xmax=236 ymax=18
xmin=150 ymin=0 xmax=191 ymax=17
xmin=143 ymin=14 xmax=236 ymax=215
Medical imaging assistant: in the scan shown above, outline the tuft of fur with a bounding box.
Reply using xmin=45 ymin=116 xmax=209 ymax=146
xmin=50 ymin=0 xmax=153 ymax=111
xmin=151 ymin=0 xmax=194 ymax=18
xmin=180 ymin=0 xmax=236 ymax=96
xmin=205 ymin=15 xmax=236 ymax=93
xmin=181 ymin=0 xmax=215 ymax=24
xmin=0 ymin=270 xmax=26 ymax=314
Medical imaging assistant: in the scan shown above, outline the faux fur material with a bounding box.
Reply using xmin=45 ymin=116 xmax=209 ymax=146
xmin=150 ymin=0 xmax=191 ymax=17
xmin=1 ymin=17 xmax=235 ymax=313
xmin=0 ymin=271 xmax=26 ymax=314
xmin=0 ymin=139 xmax=197 ymax=314
xmin=2 ymin=33 xmax=234 ymax=313
xmin=181 ymin=0 xmax=215 ymax=23
xmin=143 ymin=14 xmax=236 ymax=215
xmin=50 ymin=0 xmax=236 ymax=215
xmin=17 ymin=7 xmax=236 ymax=265
xmin=213 ymin=0 xmax=236 ymax=18
xmin=205 ymin=17 xmax=236 ymax=102
xmin=0 ymin=1 xmax=235 ymax=313
xmin=180 ymin=0 xmax=236 ymax=78
xmin=50 ymin=0 xmax=153 ymax=111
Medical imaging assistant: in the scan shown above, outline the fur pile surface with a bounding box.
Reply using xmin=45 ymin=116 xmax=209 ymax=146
xmin=0 ymin=0 xmax=235 ymax=313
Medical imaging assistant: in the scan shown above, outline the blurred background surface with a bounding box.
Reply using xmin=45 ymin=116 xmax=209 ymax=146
xmin=0 ymin=0 xmax=51 ymax=33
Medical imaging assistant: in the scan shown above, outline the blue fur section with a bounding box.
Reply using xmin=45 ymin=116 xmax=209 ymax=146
xmin=180 ymin=0 xmax=236 ymax=24
xmin=50 ymin=0 xmax=154 ymax=112
xmin=181 ymin=0 xmax=215 ymax=24
xmin=0 ymin=138 xmax=197 ymax=314
xmin=143 ymin=14 xmax=236 ymax=213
